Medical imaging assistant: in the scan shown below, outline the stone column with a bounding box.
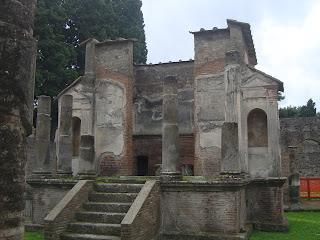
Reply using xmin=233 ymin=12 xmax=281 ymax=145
xmin=288 ymin=147 xmax=300 ymax=206
xmin=57 ymin=95 xmax=73 ymax=175
xmin=0 ymin=0 xmax=37 ymax=239
xmin=84 ymin=38 xmax=99 ymax=76
xmin=78 ymin=135 xmax=96 ymax=177
xmin=221 ymin=122 xmax=241 ymax=173
xmin=224 ymin=50 xmax=241 ymax=123
xmin=161 ymin=75 xmax=181 ymax=181
xmin=33 ymin=95 xmax=52 ymax=176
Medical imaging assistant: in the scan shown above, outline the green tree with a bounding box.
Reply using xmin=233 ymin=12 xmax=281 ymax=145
xmin=279 ymin=106 xmax=300 ymax=118
xmin=299 ymin=99 xmax=317 ymax=117
xmin=279 ymin=98 xmax=317 ymax=118
xmin=34 ymin=0 xmax=79 ymax=97
xmin=34 ymin=0 xmax=147 ymax=98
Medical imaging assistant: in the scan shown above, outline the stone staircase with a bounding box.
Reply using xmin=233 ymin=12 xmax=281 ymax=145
xmin=60 ymin=182 xmax=144 ymax=240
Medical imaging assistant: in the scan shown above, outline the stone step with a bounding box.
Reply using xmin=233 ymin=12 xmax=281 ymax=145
xmin=94 ymin=183 xmax=143 ymax=193
xmin=88 ymin=192 xmax=137 ymax=203
xmin=83 ymin=202 xmax=131 ymax=213
xmin=76 ymin=211 xmax=125 ymax=224
xmin=67 ymin=222 xmax=121 ymax=236
xmin=61 ymin=233 xmax=120 ymax=240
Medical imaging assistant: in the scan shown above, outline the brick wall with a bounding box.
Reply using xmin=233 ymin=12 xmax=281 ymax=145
xmin=160 ymin=182 xmax=247 ymax=236
xmin=133 ymin=134 xmax=194 ymax=175
xmin=44 ymin=180 xmax=93 ymax=240
xmin=246 ymin=179 xmax=287 ymax=232
xmin=121 ymin=180 xmax=160 ymax=240
xmin=25 ymin=179 xmax=77 ymax=226
xmin=96 ymin=41 xmax=134 ymax=176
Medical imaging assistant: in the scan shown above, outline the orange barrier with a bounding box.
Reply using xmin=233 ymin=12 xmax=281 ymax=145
xmin=300 ymin=177 xmax=320 ymax=198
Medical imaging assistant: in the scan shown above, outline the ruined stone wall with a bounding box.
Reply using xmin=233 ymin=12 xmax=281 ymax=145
xmin=59 ymin=77 xmax=94 ymax=136
xmin=280 ymin=117 xmax=320 ymax=177
xmin=193 ymin=31 xmax=228 ymax=176
xmin=95 ymin=41 xmax=134 ymax=176
xmin=133 ymin=135 xmax=194 ymax=175
xmin=133 ymin=61 xmax=194 ymax=135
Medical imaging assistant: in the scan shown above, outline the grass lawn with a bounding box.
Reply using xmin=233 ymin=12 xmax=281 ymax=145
xmin=25 ymin=212 xmax=320 ymax=240
xmin=250 ymin=212 xmax=320 ymax=240
xmin=25 ymin=232 xmax=43 ymax=240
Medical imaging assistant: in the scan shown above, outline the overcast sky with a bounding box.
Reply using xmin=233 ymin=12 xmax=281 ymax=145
xmin=141 ymin=0 xmax=320 ymax=108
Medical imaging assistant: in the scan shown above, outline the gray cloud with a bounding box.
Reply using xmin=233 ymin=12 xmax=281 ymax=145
xmin=141 ymin=0 xmax=320 ymax=108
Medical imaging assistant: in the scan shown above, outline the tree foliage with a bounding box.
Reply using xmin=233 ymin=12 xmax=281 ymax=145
xmin=34 ymin=0 xmax=147 ymax=98
xmin=279 ymin=99 xmax=317 ymax=118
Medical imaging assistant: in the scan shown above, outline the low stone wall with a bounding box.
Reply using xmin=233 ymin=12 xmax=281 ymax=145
xmin=121 ymin=180 xmax=160 ymax=240
xmin=25 ymin=179 xmax=77 ymax=226
xmin=44 ymin=180 xmax=93 ymax=240
xmin=160 ymin=180 xmax=249 ymax=239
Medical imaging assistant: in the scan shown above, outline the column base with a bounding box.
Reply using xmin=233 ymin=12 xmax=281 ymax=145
xmin=160 ymin=172 xmax=182 ymax=182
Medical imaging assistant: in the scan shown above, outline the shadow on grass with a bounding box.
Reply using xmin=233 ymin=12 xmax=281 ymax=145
xmin=250 ymin=212 xmax=320 ymax=240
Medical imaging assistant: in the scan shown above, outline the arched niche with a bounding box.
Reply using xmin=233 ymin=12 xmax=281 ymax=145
xmin=72 ymin=117 xmax=81 ymax=156
xmin=247 ymin=108 xmax=270 ymax=177
xmin=247 ymin=108 xmax=268 ymax=147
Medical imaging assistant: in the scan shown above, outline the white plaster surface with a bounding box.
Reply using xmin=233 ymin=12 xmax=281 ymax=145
xmin=199 ymin=128 xmax=221 ymax=148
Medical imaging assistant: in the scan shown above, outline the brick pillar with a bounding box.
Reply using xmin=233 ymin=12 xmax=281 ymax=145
xmin=0 ymin=0 xmax=37 ymax=238
xmin=161 ymin=75 xmax=181 ymax=181
xmin=57 ymin=95 xmax=73 ymax=175
xmin=33 ymin=95 xmax=52 ymax=176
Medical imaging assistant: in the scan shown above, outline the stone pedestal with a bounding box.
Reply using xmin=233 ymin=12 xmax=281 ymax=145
xmin=78 ymin=135 xmax=96 ymax=177
xmin=33 ymin=95 xmax=52 ymax=176
xmin=161 ymin=75 xmax=181 ymax=181
xmin=247 ymin=178 xmax=288 ymax=232
xmin=57 ymin=95 xmax=73 ymax=175
xmin=160 ymin=178 xmax=250 ymax=240
xmin=221 ymin=122 xmax=241 ymax=173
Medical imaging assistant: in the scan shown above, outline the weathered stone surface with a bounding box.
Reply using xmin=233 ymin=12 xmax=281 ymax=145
xmin=78 ymin=135 xmax=95 ymax=176
xmin=59 ymin=95 xmax=73 ymax=135
xmin=0 ymin=0 xmax=36 ymax=238
xmin=33 ymin=96 xmax=51 ymax=175
xmin=162 ymin=124 xmax=180 ymax=173
xmin=221 ymin=122 xmax=240 ymax=173
xmin=280 ymin=117 xmax=320 ymax=204
xmin=95 ymin=80 xmax=125 ymax=157
xmin=57 ymin=135 xmax=72 ymax=174
xmin=133 ymin=61 xmax=194 ymax=135
xmin=57 ymin=95 xmax=73 ymax=175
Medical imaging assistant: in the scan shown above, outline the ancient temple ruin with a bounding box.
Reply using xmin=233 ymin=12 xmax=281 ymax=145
xmin=26 ymin=19 xmax=290 ymax=239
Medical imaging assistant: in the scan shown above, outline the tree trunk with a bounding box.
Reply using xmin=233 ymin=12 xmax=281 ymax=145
xmin=0 ymin=0 xmax=37 ymax=239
